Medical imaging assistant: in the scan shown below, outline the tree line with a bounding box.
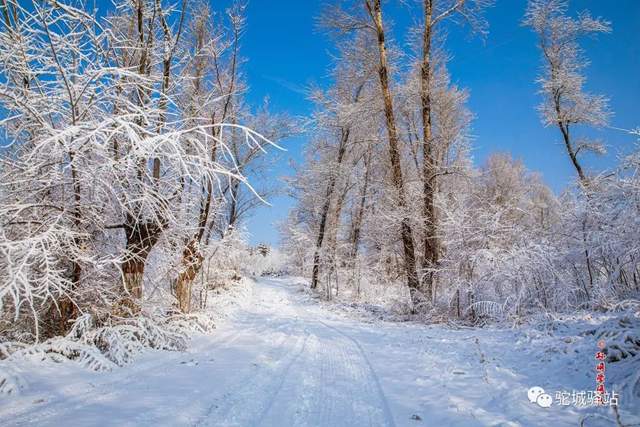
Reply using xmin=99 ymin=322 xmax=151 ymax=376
xmin=282 ymin=0 xmax=639 ymax=320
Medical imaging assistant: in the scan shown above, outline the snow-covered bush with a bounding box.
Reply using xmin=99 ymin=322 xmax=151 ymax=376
xmin=200 ymin=229 xmax=249 ymax=285
xmin=0 ymin=312 xmax=187 ymax=376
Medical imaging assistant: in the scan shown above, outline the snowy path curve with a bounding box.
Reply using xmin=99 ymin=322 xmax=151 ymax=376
xmin=0 ymin=277 xmax=619 ymax=426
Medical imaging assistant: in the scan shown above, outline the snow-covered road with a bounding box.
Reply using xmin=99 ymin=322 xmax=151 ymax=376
xmin=0 ymin=277 xmax=632 ymax=426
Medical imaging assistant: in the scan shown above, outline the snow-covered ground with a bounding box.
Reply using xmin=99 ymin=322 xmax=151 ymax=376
xmin=1 ymin=277 xmax=638 ymax=426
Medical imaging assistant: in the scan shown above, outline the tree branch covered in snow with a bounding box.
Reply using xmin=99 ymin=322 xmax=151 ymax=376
xmin=0 ymin=0 xmax=283 ymax=347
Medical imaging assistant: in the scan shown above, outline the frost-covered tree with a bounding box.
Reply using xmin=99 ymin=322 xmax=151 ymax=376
xmin=314 ymin=0 xmax=489 ymax=309
xmin=0 ymin=0 xmax=276 ymax=340
xmin=282 ymin=0 xmax=470 ymax=307
xmin=0 ymin=0 xmax=126 ymax=337
xmin=318 ymin=0 xmax=423 ymax=302
xmin=524 ymin=0 xmax=611 ymax=185
xmin=169 ymin=3 xmax=291 ymax=313
xmin=414 ymin=0 xmax=491 ymax=301
xmin=439 ymin=154 xmax=561 ymax=319
xmin=523 ymin=0 xmax=639 ymax=310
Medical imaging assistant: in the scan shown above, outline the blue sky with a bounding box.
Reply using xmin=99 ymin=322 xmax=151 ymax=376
xmin=235 ymin=0 xmax=639 ymax=246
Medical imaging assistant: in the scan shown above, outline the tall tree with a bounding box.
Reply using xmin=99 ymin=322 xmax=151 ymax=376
xmin=109 ymin=0 xmax=188 ymax=301
xmin=524 ymin=0 xmax=611 ymax=185
xmin=418 ymin=0 xmax=491 ymax=300
xmin=173 ymin=2 xmax=243 ymax=313
xmin=172 ymin=3 xmax=288 ymax=313
xmin=364 ymin=0 xmax=421 ymax=300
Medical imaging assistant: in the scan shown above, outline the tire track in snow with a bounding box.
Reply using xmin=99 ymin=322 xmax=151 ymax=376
xmin=194 ymin=331 xmax=310 ymax=427
xmin=245 ymin=279 xmax=396 ymax=427
xmin=254 ymin=317 xmax=396 ymax=427
xmin=197 ymin=278 xmax=397 ymax=427
xmin=194 ymin=283 xmax=311 ymax=427
xmin=315 ymin=320 xmax=396 ymax=427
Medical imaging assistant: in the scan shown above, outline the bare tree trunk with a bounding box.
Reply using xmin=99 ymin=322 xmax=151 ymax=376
xmin=174 ymin=175 xmax=214 ymax=312
xmin=366 ymin=0 xmax=420 ymax=301
xmin=227 ymin=180 xmax=241 ymax=229
xmin=175 ymin=239 xmax=204 ymax=313
xmin=420 ymin=0 xmax=439 ymax=301
xmin=328 ymin=179 xmax=350 ymax=259
xmin=310 ymin=196 xmax=331 ymax=289
xmin=325 ymin=177 xmax=350 ymax=298
xmin=348 ymin=152 xmax=371 ymax=298
xmin=122 ymin=258 xmax=145 ymax=299
xmin=117 ymin=0 xmax=166 ymax=304
xmin=311 ymin=82 xmax=365 ymax=290
xmin=554 ymin=95 xmax=587 ymax=185
xmin=121 ymin=220 xmax=163 ymax=300
xmin=553 ymin=92 xmax=595 ymax=300
xmin=311 ymin=128 xmax=350 ymax=289
xmin=350 ymin=150 xmax=371 ymax=262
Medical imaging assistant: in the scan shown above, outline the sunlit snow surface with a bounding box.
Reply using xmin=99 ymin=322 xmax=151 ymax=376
xmin=1 ymin=277 xmax=638 ymax=426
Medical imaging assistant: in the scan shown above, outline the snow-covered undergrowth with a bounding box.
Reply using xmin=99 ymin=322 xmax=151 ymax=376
xmin=584 ymin=313 xmax=640 ymax=407
xmin=510 ymin=310 xmax=640 ymax=424
xmin=0 ymin=277 xmax=253 ymax=396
